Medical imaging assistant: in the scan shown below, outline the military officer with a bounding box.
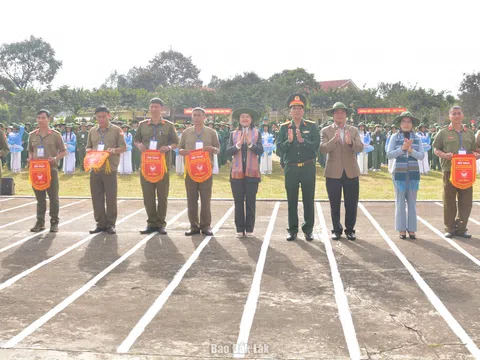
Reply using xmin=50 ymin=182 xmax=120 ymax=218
xmin=77 ymin=121 xmax=89 ymax=170
xmin=86 ymin=105 xmax=127 ymax=235
xmin=371 ymin=123 xmax=384 ymax=171
xmin=28 ymin=109 xmax=67 ymax=232
xmin=134 ymin=98 xmax=179 ymax=234
xmin=276 ymin=94 xmax=320 ymax=241
xmin=433 ymin=105 xmax=479 ymax=238
xmin=130 ymin=120 xmax=141 ymax=172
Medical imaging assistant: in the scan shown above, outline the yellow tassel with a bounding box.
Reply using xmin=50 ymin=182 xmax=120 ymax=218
xmin=105 ymin=159 xmax=111 ymax=174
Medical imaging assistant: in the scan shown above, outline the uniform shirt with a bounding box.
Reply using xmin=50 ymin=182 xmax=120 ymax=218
xmin=433 ymin=124 xmax=476 ymax=172
xmin=134 ymin=119 xmax=179 ymax=149
xmin=276 ymin=119 xmax=320 ymax=164
xmin=86 ymin=123 xmax=127 ymax=172
xmin=77 ymin=130 xmax=89 ymax=148
xmin=179 ymin=126 xmax=220 ymax=164
xmin=28 ymin=128 xmax=66 ymax=170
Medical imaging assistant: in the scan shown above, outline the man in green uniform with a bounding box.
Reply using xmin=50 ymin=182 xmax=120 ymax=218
xmin=179 ymin=107 xmax=220 ymax=236
xmin=0 ymin=126 xmax=9 ymax=188
xmin=76 ymin=121 xmax=89 ymax=171
xmin=134 ymin=98 xmax=179 ymax=234
xmin=28 ymin=109 xmax=67 ymax=232
xmin=276 ymin=94 xmax=320 ymax=241
xmin=86 ymin=105 xmax=127 ymax=234
xmin=433 ymin=105 xmax=479 ymax=238
xmin=21 ymin=122 xmax=31 ymax=168
xmin=371 ymin=123 xmax=384 ymax=171
xmin=130 ymin=120 xmax=141 ymax=172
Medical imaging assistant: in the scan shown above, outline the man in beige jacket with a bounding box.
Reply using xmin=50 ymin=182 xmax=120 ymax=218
xmin=320 ymin=102 xmax=364 ymax=240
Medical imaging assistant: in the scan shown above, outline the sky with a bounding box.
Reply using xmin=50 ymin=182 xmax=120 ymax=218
xmin=1 ymin=0 xmax=479 ymax=96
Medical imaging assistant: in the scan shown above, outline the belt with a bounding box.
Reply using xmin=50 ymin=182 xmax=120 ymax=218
xmin=287 ymin=159 xmax=314 ymax=167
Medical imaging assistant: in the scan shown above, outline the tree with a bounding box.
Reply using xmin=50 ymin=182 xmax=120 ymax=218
xmin=125 ymin=50 xmax=202 ymax=90
xmin=0 ymin=36 xmax=62 ymax=90
xmin=459 ymin=72 xmax=480 ymax=119
xmin=0 ymin=104 xmax=10 ymax=123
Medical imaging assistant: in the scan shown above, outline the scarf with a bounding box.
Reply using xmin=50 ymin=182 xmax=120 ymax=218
xmin=231 ymin=128 xmax=260 ymax=179
xmin=393 ymin=132 xmax=420 ymax=191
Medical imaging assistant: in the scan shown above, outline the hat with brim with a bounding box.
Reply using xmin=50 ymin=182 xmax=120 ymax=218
xmin=325 ymin=102 xmax=354 ymax=117
xmin=417 ymin=123 xmax=427 ymax=129
xmin=232 ymin=108 xmax=260 ymax=123
xmin=394 ymin=111 xmax=420 ymax=127
xmin=357 ymin=122 xmax=366 ymax=127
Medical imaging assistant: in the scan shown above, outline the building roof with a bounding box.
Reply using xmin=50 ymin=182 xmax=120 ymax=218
xmin=319 ymin=79 xmax=359 ymax=91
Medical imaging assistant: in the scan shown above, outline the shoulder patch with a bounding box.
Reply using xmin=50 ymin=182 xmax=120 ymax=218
xmin=163 ymin=119 xmax=174 ymax=125
xmin=139 ymin=119 xmax=149 ymax=125
xmin=280 ymin=121 xmax=290 ymax=127
xmin=304 ymin=119 xmax=315 ymax=124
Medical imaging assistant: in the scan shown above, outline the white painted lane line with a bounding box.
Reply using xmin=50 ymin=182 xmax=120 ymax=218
xmin=0 ymin=206 xmax=179 ymax=349
xmin=0 ymin=198 xmax=13 ymax=203
xmin=0 ymin=201 xmax=37 ymax=214
xmin=117 ymin=206 xmax=234 ymax=353
xmin=233 ymin=202 xmax=280 ymax=358
xmin=359 ymin=202 xmax=480 ymax=359
xmin=0 ymin=199 xmax=87 ymax=231
xmin=416 ymin=204 xmax=480 ymax=268
xmin=0 ymin=201 xmax=132 ymax=289
xmin=316 ymin=202 xmax=361 ymax=360
xmin=434 ymin=201 xmax=480 ymax=226
xmin=0 ymin=200 xmax=125 ymax=254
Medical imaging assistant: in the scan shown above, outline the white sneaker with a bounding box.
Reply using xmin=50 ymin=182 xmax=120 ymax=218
xmin=236 ymin=232 xmax=244 ymax=238
xmin=246 ymin=232 xmax=254 ymax=237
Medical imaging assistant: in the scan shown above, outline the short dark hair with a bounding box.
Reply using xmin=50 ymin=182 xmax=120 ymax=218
xmin=95 ymin=105 xmax=110 ymax=114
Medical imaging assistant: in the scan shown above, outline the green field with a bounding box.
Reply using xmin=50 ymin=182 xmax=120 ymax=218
xmin=4 ymin=160 xmax=480 ymax=200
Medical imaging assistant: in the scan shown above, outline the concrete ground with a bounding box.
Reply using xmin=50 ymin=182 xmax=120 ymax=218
xmin=0 ymin=197 xmax=478 ymax=359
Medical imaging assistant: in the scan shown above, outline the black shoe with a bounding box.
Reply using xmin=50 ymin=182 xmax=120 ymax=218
xmin=408 ymin=233 xmax=416 ymax=240
xmin=346 ymin=233 xmax=356 ymax=241
xmin=106 ymin=226 xmax=116 ymax=234
xmin=331 ymin=233 xmax=341 ymax=240
xmin=201 ymin=229 xmax=214 ymax=236
xmin=456 ymin=231 xmax=472 ymax=238
xmin=140 ymin=226 xmax=158 ymax=234
xmin=30 ymin=222 xmax=45 ymax=232
xmin=185 ymin=229 xmax=201 ymax=236
xmin=286 ymin=233 xmax=297 ymax=241
xmin=399 ymin=234 xmax=407 ymax=239
xmin=304 ymin=233 xmax=313 ymax=241
xmin=444 ymin=232 xmax=454 ymax=238
xmin=50 ymin=222 xmax=59 ymax=233
xmin=158 ymin=227 xmax=167 ymax=235
xmin=89 ymin=227 xmax=106 ymax=234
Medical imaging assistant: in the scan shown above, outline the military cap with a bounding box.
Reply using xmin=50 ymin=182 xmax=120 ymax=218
xmin=95 ymin=105 xmax=110 ymax=114
xmin=150 ymin=98 xmax=164 ymax=106
xmin=66 ymin=123 xmax=73 ymax=127
xmin=357 ymin=122 xmax=366 ymax=127
xmin=287 ymin=93 xmax=307 ymax=108
xmin=25 ymin=122 xmax=31 ymax=126
xmin=393 ymin=111 xmax=420 ymax=127
xmin=326 ymin=102 xmax=354 ymax=117
xmin=191 ymin=107 xmax=206 ymax=114
xmin=417 ymin=122 xmax=427 ymax=129
xmin=131 ymin=119 xmax=139 ymax=125
xmin=37 ymin=109 xmax=51 ymax=117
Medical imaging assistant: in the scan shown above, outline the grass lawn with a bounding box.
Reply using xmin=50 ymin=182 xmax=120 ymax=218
xmin=3 ymin=160 xmax=480 ymax=200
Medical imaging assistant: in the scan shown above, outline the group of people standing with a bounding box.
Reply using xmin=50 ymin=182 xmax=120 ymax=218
xmin=1 ymin=95 xmax=479 ymax=242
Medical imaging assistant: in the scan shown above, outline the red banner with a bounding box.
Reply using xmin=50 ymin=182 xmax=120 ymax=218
xmin=29 ymin=159 xmax=52 ymax=191
xmin=184 ymin=108 xmax=232 ymax=115
xmin=84 ymin=151 xmax=110 ymax=172
xmin=185 ymin=149 xmax=212 ymax=183
xmin=357 ymin=108 xmax=407 ymax=114
xmin=450 ymin=154 xmax=476 ymax=189
xmin=141 ymin=150 xmax=167 ymax=183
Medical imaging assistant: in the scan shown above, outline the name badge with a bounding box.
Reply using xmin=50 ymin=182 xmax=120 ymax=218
xmin=195 ymin=140 xmax=204 ymax=150
xmin=37 ymin=146 xmax=45 ymax=157
xmin=81 ymin=134 xmax=85 ymax=138
xmin=149 ymin=140 xmax=158 ymax=150
xmin=97 ymin=143 xmax=105 ymax=151
xmin=376 ymin=136 xmax=380 ymax=141
xmin=458 ymin=148 xmax=467 ymax=155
